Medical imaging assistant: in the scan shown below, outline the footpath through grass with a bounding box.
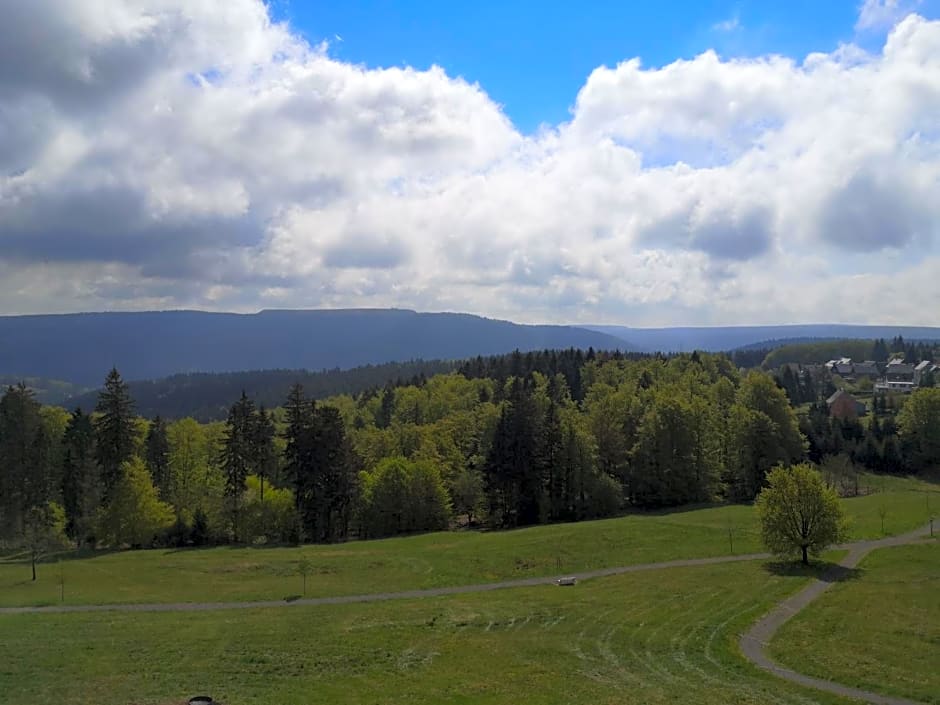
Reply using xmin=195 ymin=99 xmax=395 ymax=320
xmin=0 ymin=473 xmax=934 ymax=608
xmin=0 ymin=558 xmax=852 ymax=705
xmin=771 ymin=540 xmax=940 ymax=705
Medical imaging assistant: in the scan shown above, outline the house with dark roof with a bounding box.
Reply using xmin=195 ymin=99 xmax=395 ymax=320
xmin=885 ymin=361 xmax=915 ymax=384
xmin=875 ymin=359 xmax=918 ymax=393
xmin=852 ymin=361 xmax=882 ymax=379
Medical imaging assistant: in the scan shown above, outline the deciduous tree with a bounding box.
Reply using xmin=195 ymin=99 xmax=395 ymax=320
xmin=756 ymin=464 xmax=846 ymax=565
xmin=897 ymin=388 xmax=940 ymax=473
xmin=22 ymin=502 xmax=68 ymax=581
xmin=96 ymin=457 xmax=173 ymax=548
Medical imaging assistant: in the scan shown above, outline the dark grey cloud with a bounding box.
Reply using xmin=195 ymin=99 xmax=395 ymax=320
xmin=0 ymin=184 xmax=264 ymax=279
xmin=818 ymin=170 xmax=935 ymax=251
xmin=689 ymin=206 xmax=773 ymax=260
xmin=637 ymin=204 xmax=772 ymax=261
xmin=0 ymin=1 xmax=181 ymax=112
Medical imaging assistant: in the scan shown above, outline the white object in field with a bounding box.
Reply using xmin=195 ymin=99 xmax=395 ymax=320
xmin=556 ymin=576 xmax=577 ymax=586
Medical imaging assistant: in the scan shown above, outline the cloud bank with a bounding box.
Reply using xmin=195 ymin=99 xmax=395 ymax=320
xmin=1 ymin=0 xmax=938 ymax=325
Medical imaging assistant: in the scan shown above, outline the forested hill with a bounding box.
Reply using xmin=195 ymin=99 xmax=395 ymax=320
xmin=0 ymin=309 xmax=627 ymax=386
xmin=65 ymin=349 xmax=639 ymax=421
xmin=590 ymin=324 xmax=940 ymax=352
xmin=67 ymin=361 xmax=458 ymax=421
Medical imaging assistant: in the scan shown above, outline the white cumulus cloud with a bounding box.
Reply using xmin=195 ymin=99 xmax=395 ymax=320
xmin=0 ymin=0 xmax=939 ymax=325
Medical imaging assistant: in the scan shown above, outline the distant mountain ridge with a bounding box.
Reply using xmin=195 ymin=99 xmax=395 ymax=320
xmin=0 ymin=309 xmax=627 ymax=386
xmin=588 ymin=324 xmax=940 ymax=353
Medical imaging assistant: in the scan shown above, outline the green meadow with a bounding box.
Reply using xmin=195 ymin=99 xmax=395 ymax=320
xmin=1 ymin=473 xmax=935 ymax=705
xmin=1 ymin=474 xmax=934 ymax=608
xmin=772 ymin=540 xmax=940 ymax=705
xmin=0 ymin=558 xmax=851 ymax=705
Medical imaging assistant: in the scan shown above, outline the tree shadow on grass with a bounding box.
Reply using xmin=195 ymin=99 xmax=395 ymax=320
xmin=762 ymin=560 xmax=864 ymax=583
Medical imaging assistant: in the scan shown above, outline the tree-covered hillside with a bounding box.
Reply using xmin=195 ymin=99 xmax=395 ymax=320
xmin=3 ymin=350 xmax=938 ymax=554
xmin=0 ymin=309 xmax=627 ymax=386
xmin=67 ymin=360 xmax=460 ymax=422
xmin=762 ymin=337 xmax=938 ymax=369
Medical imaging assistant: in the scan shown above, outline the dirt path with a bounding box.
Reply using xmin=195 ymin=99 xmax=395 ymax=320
xmin=740 ymin=524 xmax=934 ymax=705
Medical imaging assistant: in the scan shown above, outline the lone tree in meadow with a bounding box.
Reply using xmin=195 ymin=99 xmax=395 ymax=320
xmin=756 ymin=463 xmax=847 ymax=565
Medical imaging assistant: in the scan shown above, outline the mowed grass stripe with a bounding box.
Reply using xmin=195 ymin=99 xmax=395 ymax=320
xmin=0 ymin=560 xmax=855 ymax=705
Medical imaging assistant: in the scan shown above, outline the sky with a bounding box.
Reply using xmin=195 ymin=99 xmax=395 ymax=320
xmin=0 ymin=0 xmax=939 ymax=326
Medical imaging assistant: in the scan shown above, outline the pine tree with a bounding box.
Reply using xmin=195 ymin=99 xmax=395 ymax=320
xmin=145 ymin=416 xmax=170 ymax=497
xmin=60 ymin=408 xmax=99 ymax=545
xmin=283 ymin=383 xmax=316 ymax=538
xmin=0 ymin=384 xmax=45 ymax=539
xmin=250 ymin=405 xmax=277 ymax=534
xmin=375 ymin=386 xmax=395 ymax=429
xmin=483 ymin=377 xmax=541 ymax=527
xmin=221 ymin=392 xmax=255 ymax=541
xmin=538 ymin=399 xmax=565 ymax=520
xmin=310 ymin=405 xmax=357 ymax=542
xmin=94 ymin=368 xmax=138 ymax=500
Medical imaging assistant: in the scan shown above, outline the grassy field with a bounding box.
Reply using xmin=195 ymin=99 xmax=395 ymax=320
xmin=0 ymin=558 xmax=853 ymax=705
xmin=771 ymin=540 xmax=940 ymax=705
xmin=1 ymin=473 xmax=935 ymax=608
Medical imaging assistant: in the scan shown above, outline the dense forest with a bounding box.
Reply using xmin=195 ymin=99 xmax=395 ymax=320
xmin=2 ymin=349 xmax=939 ymax=558
xmin=67 ymin=360 xmax=460 ymax=422
xmin=762 ymin=336 xmax=938 ymax=369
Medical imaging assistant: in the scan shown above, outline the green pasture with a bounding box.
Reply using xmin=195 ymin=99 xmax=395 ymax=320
xmin=0 ymin=559 xmax=850 ymax=705
xmin=1 ymin=474 xmax=935 ymax=608
xmin=772 ymin=540 xmax=940 ymax=705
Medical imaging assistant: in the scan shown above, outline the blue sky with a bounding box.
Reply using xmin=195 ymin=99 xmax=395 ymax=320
xmin=273 ymin=0 xmax=937 ymax=131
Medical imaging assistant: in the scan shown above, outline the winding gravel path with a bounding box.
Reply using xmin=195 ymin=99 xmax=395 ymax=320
xmin=740 ymin=524 xmax=934 ymax=705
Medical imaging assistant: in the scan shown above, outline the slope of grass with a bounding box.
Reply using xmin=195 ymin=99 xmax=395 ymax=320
xmin=771 ymin=540 xmax=940 ymax=705
xmin=0 ymin=559 xmax=851 ymax=705
xmin=1 ymin=473 xmax=934 ymax=608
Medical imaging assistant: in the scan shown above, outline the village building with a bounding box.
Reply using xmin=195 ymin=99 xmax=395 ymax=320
xmin=826 ymin=389 xmax=866 ymax=419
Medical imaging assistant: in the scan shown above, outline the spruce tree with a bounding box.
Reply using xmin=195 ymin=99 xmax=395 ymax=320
xmin=0 ymin=384 xmax=44 ymax=538
xmin=537 ymin=399 xmax=565 ymax=521
xmin=375 ymin=386 xmax=395 ymax=429
xmin=60 ymin=408 xmax=99 ymax=544
xmin=310 ymin=405 xmax=357 ymax=542
xmin=250 ymin=405 xmax=277 ymax=533
xmin=484 ymin=377 xmax=540 ymax=527
xmin=144 ymin=416 xmax=170 ymax=497
xmin=283 ymin=383 xmax=315 ymax=537
xmin=221 ymin=392 xmax=255 ymax=541
xmin=94 ymin=368 xmax=138 ymax=500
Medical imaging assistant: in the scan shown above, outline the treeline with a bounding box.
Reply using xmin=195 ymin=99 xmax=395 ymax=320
xmin=67 ymin=360 xmax=459 ymax=422
xmin=802 ymin=390 xmax=940 ymax=477
xmin=3 ymin=352 xmax=940 ymax=558
xmin=762 ymin=337 xmax=939 ymax=369
xmin=727 ymin=347 xmax=773 ymax=369
xmin=774 ymin=365 xmax=830 ymax=405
